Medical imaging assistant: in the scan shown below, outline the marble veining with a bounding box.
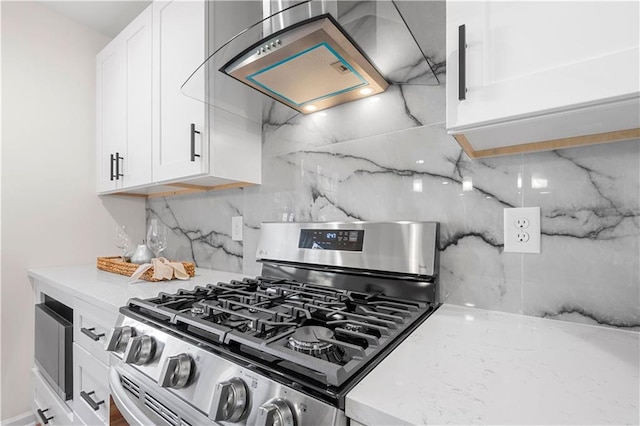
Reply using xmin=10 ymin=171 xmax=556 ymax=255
xmin=147 ymin=193 xmax=244 ymax=272
xmin=147 ymin=0 xmax=639 ymax=331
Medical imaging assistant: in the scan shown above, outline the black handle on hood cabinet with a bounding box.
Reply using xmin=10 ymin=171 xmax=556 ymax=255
xmin=458 ymin=24 xmax=467 ymax=101
xmin=110 ymin=154 xmax=115 ymax=181
xmin=190 ymin=123 xmax=201 ymax=162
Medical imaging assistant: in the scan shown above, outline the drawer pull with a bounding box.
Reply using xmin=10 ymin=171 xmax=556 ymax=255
xmin=80 ymin=390 xmax=105 ymax=411
xmin=81 ymin=327 xmax=105 ymax=341
xmin=37 ymin=408 xmax=53 ymax=424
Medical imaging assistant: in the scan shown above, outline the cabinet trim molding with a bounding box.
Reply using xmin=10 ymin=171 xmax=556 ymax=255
xmin=454 ymin=128 xmax=640 ymax=159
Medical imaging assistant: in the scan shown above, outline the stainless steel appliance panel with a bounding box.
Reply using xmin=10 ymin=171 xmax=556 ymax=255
xmin=256 ymin=221 xmax=439 ymax=276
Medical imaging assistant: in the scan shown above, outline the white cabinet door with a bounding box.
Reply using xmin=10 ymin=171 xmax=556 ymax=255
xmin=121 ymin=5 xmax=153 ymax=189
xmin=96 ymin=5 xmax=152 ymax=193
xmin=447 ymin=1 xmax=639 ymax=128
xmin=96 ymin=44 xmax=125 ymax=193
xmin=446 ymin=1 xmax=640 ymax=156
xmin=73 ymin=345 xmax=109 ymax=426
xmin=152 ymin=0 xmax=207 ymax=183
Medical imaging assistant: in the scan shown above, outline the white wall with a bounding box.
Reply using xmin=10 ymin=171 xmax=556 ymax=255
xmin=0 ymin=2 xmax=146 ymax=420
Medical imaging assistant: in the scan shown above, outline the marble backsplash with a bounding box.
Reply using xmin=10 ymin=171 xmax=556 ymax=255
xmin=147 ymin=1 xmax=639 ymax=330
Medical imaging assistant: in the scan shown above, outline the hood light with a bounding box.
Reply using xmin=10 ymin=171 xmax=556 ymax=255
xmin=304 ymin=105 xmax=318 ymax=112
xmin=358 ymin=87 xmax=374 ymax=96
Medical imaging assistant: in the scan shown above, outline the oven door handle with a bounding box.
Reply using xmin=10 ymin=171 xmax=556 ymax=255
xmin=109 ymin=366 xmax=157 ymax=426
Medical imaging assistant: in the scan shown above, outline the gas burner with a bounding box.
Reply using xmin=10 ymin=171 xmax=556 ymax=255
xmin=288 ymin=326 xmax=334 ymax=352
xmin=190 ymin=303 xmax=207 ymax=316
xmin=287 ymin=326 xmax=345 ymax=363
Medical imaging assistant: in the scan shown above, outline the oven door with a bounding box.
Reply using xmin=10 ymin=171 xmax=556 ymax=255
xmin=109 ymin=357 xmax=214 ymax=426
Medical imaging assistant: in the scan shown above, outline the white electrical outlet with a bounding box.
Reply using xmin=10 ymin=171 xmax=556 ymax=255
xmin=232 ymin=216 xmax=243 ymax=241
xmin=504 ymin=207 xmax=540 ymax=253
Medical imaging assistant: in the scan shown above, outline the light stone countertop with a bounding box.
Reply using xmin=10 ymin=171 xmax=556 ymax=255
xmin=345 ymin=304 xmax=639 ymax=425
xmin=28 ymin=264 xmax=248 ymax=313
xmin=27 ymin=266 xmax=639 ymax=425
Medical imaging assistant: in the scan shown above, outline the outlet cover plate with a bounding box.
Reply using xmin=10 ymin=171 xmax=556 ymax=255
xmin=504 ymin=207 xmax=540 ymax=253
xmin=232 ymin=216 xmax=243 ymax=241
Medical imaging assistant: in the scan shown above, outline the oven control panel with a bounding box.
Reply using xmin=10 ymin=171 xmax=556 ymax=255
xmin=298 ymin=229 xmax=364 ymax=251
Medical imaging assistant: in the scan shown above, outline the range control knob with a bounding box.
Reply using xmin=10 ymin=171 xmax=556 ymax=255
xmin=210 ymin=378 xmax=248 ymax=422
xmin=158 ymin=354 xmax=192 ymax=389
xmin=122 ymin=335 xmax=155 ymax=365
xmin=104 ymin=326 xmax=134 ymax=352
xmin=256 ymin=398 xmax=295 ymax=426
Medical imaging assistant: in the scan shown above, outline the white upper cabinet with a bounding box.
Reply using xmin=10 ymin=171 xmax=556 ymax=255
xmin=446 ymin=1 xmax=640 ymax=158
xmin=152 ymin=0 xmax=207 ymax=183
xmin=96 ymin=0 xmax=262 ymax=196
xmin=96 ymin=6 xmax=152 ymax=194
xmin=151 ymin=0 xmax=262 ymax=188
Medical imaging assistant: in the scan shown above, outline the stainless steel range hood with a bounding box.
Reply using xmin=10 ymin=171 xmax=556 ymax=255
xmin=182 ymin=0 xmax=439 ymax=119
xmin=222 ymin=14 xmax=389 ymax=113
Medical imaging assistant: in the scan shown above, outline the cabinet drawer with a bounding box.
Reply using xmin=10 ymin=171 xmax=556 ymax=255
xmin=32 ymin=368 xmax=74 ymax=426
xmin=74 ymin=298 xmax=118 ymax=365
xmin=73 ymin=344 xmax=110 ymax=426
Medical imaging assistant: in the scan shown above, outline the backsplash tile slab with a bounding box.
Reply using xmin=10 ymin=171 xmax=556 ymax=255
xmin=148 ymin=130 xmax=639 ymax=330
xmin=521 ymin=140 xmax=640 ymax=329
xmin=263 ymin=84 xmax=445 ymax=158
xmin=147 ymin=190 xmax=244 ymax=272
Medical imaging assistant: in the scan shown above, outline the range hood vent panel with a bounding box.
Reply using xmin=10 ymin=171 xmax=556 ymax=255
xmin=223 ymin=15 xmax=388 ymax=112
xmin=247 ymin=44 xmax=366 ymax=106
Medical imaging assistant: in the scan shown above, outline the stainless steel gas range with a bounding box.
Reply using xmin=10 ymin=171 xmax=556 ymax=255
xmin=107 ymin=221 xmax=440 ymax=426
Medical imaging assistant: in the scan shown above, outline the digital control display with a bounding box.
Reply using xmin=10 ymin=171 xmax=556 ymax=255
xmin=298 ymin=229 xmax=365 ymax=251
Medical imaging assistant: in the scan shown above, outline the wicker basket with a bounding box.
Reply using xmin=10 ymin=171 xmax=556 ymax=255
xmin=97 ymin=256 xmax=195 ymax=282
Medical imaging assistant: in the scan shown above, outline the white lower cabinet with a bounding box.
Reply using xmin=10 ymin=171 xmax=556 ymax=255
xmin=73 ymin=345 xmax=110 ymax=426
xmin=32 ymin=278 xmax=118 ymax=426
xmin=32 ymin=368 xmax=74 ymax=426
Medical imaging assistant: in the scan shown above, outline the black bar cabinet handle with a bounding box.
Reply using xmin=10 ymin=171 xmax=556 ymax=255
xmin=110 ymin=154 xmax=115 ymax=181
xmin=115 ymin=152 xmax=124 ymax=180
xmin=81 ymin=327 xmax=105 ymax=341
xmin=37 ymin=408 xmax=53 ymax=424
xmin=80 ymin=390 xmax=105 ymax=411
xmin=458 ymin=24 xmax=467 ymax=100
xmin=190 ymin=123 xmax=201 ymax=162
